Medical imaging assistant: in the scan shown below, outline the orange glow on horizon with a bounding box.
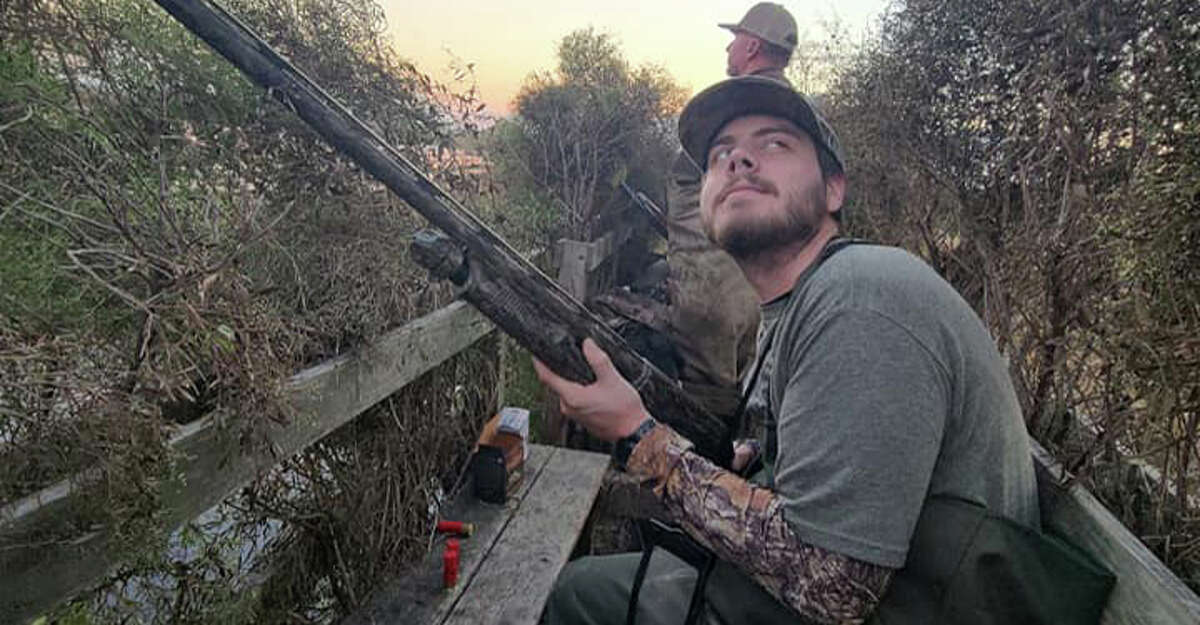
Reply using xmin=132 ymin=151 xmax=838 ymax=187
xmin=379 ymin=0 xmax=888 ymax=116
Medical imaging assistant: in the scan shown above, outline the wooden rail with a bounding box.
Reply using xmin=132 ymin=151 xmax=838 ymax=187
xmin=1033 ymin=441 xmax=1200 ymax=624
xmin=0 ymin=301 xmax=495 ymax=624
xmin=555 ymin=223 xmax=632 ymax=299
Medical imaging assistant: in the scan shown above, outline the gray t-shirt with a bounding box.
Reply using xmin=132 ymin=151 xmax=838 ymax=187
xmin=744 ymin=243 xmax=1040 ymax=568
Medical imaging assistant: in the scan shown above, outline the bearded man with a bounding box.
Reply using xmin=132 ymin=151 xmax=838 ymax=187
xmin=536 ymin=75 xmax=1041 ymax=625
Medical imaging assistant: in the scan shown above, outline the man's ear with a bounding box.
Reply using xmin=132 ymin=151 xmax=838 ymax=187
xmin=825 ymin=173 xmax=847 ymax=215
xmin=746 ymin=37 xmax=761 ymax=58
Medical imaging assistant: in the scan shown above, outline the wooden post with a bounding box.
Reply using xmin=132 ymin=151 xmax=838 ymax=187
xmin=557 ymin=239 xmax=592 ymax=301
xmin=552 ymin=236 xmax=612 ymax=450
xmin=544 ymin=239 xmax=593 ymax=445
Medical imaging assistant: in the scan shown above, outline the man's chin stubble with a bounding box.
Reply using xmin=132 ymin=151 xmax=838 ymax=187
xmin=715 ymin=220 xmax=817 ymax=263
xmin=713 ymin=184 xmax=828 ymax=262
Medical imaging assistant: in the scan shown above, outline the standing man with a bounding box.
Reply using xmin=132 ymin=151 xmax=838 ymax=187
xmin=537 ymin=76 xmax=1041 ymax=624
xmin=664 ymin=3 xmax=799 ymax=419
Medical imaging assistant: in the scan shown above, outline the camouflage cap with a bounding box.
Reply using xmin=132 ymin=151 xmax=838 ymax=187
xmin=679 ymin=75 xmax=845 ymax=174
xmin=719 ymin=3 xmax=799 ymax=52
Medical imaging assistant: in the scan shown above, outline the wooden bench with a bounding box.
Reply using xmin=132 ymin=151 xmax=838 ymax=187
xmin=347 ymin=444 xmax=610 ymax=625
xmin=347 ymin=438 xmax=1200 ymax=625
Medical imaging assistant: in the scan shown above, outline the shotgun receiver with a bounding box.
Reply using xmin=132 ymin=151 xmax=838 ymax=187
xmin=153 ymin=0 xmax=733 ymax=466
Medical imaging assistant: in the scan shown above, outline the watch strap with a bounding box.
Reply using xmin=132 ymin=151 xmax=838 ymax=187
xmin=612 ymin=417 xmax=658 ymax=470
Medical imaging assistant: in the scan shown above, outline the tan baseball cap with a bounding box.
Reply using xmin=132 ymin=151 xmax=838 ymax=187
xmin=719 ymin=3 xmax=799 ymax=52
xmin=678 ymin=75 xmax=844 ymax=173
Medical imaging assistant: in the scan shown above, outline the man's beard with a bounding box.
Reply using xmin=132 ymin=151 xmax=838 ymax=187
xmin=705 ymin=178 xmax=827 ymax=262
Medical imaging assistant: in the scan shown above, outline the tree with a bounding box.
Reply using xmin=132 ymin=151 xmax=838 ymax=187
xmin=492 ymin=28 xmax=685 ymax=243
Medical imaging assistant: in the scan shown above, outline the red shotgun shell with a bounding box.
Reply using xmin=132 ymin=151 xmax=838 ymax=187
xmin=437 ymin=520 xmax=475 ymax=536
xmin=443 ymin=539 xmax=460 ymax=588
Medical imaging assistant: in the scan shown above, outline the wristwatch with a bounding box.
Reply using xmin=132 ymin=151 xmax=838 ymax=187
xmin=612 ymin=417 xmax=658 ymax=470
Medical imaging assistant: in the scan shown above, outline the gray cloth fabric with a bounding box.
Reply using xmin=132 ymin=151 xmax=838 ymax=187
xmin=747 ymin=243 xmax=1040 ymax=568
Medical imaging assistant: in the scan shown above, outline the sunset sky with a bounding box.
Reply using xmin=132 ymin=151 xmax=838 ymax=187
xmin=378 ymin=1 xmax=892 ymax=115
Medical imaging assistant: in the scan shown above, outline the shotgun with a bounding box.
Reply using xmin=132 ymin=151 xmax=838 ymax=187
xmin=619 ymin=181 xmax=669 ymax=238
xmin=153 ymin=0 xmax=734 ymax=466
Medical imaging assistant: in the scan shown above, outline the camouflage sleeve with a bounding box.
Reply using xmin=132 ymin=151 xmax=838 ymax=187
xmin=626 ymin=424 xmax=895 ymax=624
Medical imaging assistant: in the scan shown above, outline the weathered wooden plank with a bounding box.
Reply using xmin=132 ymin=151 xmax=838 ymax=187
xmin=344 ymin=444 xmax=560 ymax=625
xmin=0 ymin=301 xmax=494 ymax=624
xmin=555 ymin=226 xmax=633 ymax=276
xmin=594 ymin=222 xmax=633 ymax=271
xmin=1032 ymin=441 xmax=1200 ymax=625
xmin=443 ymin=446 xmax=610 ymax=625
xmin=556 ymin=239 xmax=591 ymax=299
xmin=345 ymin=444 xmax=610 ymax=625
xmin=544 ymin=238 xmax=592 ymax=447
